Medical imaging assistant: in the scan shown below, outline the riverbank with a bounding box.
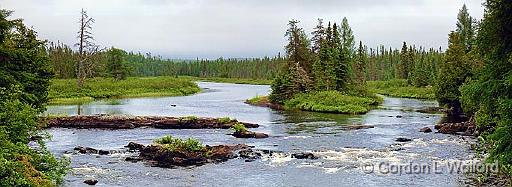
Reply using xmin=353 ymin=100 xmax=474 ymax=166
xmin=183 ymin=76 xmax=272 ymax=85
xmin=48 ymin=77 xmax=200 ymax=105
xmin=367 ymin=79 xmax=435 ymax=99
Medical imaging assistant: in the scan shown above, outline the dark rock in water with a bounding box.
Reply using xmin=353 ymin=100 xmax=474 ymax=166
xmin=396 ymin=115 xmax=403 ymax=118
xmin=341 ymin=124 xmax=375 ymax=130
xmin=395 ymin=138 xmax=412 ymax=142
xmin=126 ymin=142 xmax=145 ymax=151
xmin=84 ymin=179 xmax=98 ymax=185
xmin=170 ymin=104 xmax=177 ymax=107
xmin=238 ymin=149 xmax=262 ymax=160
xmin=74 ymin=146 xmax=99 ymax=154
xmin=125 ymin=156 xmax=143 ymax=162
xmin=136 ymin=144 xmax=250 ymax=168
xmin=98 ymin=150 xmax=110 ymax=155
xmin=291 ymin=152 xmax=318 ymax=159
xmin=419 ymin=127 xmax=432 ymax=133
xmin=232 ymin=131 xmax=269 ymax=139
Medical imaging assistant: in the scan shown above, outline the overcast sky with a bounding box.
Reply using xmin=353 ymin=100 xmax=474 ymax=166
xmin=1 ymin=0 xmax=484 ymax=59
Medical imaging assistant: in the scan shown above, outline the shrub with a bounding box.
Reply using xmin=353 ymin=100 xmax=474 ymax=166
xmin=182 ymin=116 xmax=198 ymax=121
xmin=154 ymin=135 xmax=204 ymax=152
xmin=230 ymin=123 xmax=247 ymax=133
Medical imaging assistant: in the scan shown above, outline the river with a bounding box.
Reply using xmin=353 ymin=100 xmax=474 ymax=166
xmin=45 ymin=82 xmax=474 ymax=187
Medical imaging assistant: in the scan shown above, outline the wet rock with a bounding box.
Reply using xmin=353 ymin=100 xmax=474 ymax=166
xmin=435 ymin=118 xmax=475 ymax=135
xmin=395 ymin=137 xmax=412 ymax=142
xmin=46 ymin=115 xmax=259 ymax=130
xmin=125 ymin=156 xmax=143 ymax=162
xmin=238 ymin=149 xmax=262 ymax=160
xmin=83 ymin=179 xmax=98 ymax=185
xmin=396 ymin=115 xmax=403 ymax=118
xmin=341 ymin=124 xmax=375 ymax=130
xmin=126 ymin=142 xmax=145 ymax=151
xmin=291 ymin=152 xmax=318 ymax=159
xmin=74 ymin=146 xmax=99 ymax=154
xmin=98 ymin=150 xmax=110 ymax=155
xmin=232 ymin=131 xmax=269 ymax=139
xmin=419 ymin=127 xmax=432 ymax=133
xmin=136 ymin=144 xmax=250 ymax=168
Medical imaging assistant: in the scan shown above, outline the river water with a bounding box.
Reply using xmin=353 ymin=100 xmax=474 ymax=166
xmin=45 ymin=82 xmax=474 ymax=187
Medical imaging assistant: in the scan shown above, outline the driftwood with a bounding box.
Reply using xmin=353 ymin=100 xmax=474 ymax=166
xmin=46 ymin=115 xmax=259 ymax=129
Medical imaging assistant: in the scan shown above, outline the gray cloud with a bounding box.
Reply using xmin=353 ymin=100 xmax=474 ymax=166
xmin=1 ymin=0 xmax=484 ymax=59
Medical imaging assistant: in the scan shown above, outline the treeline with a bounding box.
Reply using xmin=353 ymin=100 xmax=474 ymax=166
xmin=48 ymin=44 xmax=283 ymax=80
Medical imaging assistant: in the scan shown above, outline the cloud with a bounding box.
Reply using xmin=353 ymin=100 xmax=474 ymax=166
xmin=0 ymin=0 xmax=484 ymax=59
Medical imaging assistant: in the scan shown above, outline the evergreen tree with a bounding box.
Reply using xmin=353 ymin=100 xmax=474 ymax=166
xmin=460 ymin=0 xmax=512 ymax=170
xmin=398 ymin=42 xmax=410 ymax=79
xmin=456 ymin=4 xmax=476 ymax=52
xmin=354 ymin=41 xmax=367 ymax=83
xmin=106 ymin=47 xmax=129 ymax=80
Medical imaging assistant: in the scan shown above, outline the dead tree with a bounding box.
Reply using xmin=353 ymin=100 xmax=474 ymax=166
xmin=75 ymin=9 xmax=96 ymax=88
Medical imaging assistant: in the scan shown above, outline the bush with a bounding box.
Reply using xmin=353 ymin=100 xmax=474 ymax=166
xmin=230 ymin=123 xmax=247 ymax=133
xmin=154 ymin=135 xmax=204 ymax=152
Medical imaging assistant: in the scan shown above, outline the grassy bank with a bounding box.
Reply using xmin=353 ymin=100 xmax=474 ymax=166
xmin=367 ymin=79 xmax=435 ymax=99
xmin=48 ymin=77 xmax=200 ymax=105
xmin=284 ymin=91 xmax=383 ymax=114
xmin=247 ymin=90 xmax=382 ymax=114
xmin=184 ymin=76 xmax=272 ymax=85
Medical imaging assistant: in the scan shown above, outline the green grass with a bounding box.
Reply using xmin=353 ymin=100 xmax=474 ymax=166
xmin=246 ymin=95 xmax=270 ymax=105
xmin=154 ymin=135 xmax=204 ymax=152
xmin=218 ymin=117 xmax=232 ymax=124
xmin=284 ymin=91 xmax=383 ymax=114
xmin=183 ymin=76 xmax=272 ymax=85
xmin=230 ymin=122 xmax=248 ymax=133
xmin=367 ymin=79 xmax=435 ymax=99
xmin=48 ymin=77 xmax=200 ymax=105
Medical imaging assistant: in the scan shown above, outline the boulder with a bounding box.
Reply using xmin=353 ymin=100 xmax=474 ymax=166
xmin=83 ymin=179 xmax=98 ymax=185
xmin=232 ymin=131 xmax=269 ymax=139
xmin=419 ymin=127 xmax=432 ymax=133
xmin=126 ymin=142 xmax=145 ymax=151
xmin=291 ymin=152 xmax=318 ymax=159
xmin=395 ymin=137 xmax=412 ymax=142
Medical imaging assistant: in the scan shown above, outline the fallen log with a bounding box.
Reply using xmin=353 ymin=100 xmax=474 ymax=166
xmin=46 ymin=115 xmax=259 ymax=129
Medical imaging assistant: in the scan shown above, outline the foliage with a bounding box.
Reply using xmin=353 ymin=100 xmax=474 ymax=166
xmin=0 ymin=9 xmax=69 ymax=186
xmin=459 ymin=0 xmax=512 ymax=174
xmin=154 ymin=135 xmax=204 ymax=152
xmin=0 ymin=10 xmax=53 ymax=112
xmin=367 ymin=79 xmax=435 ymax=99
xmin=285 ymin=90 xmax=382 ymax=114
xmin=435 ymin=32 xmax=472 ymax=116
xmin=230 ymin=123 xmax=247 ymax=133
xmin=48 ymin=77 xmax=200 ymax=105
xmin=106 ymin=47 xmax=130 ymax=80
xmin=246 ymin=95 xmax=269 ymax=105
xmin=181 ymin=116 xmax=198 ymax=121
xmin=218 ymin=117 xmax=232 ymax=124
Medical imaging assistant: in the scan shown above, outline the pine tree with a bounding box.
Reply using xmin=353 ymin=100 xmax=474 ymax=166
xmin=456 ymin=4 xmax=476 ymax=52
xmin=436 ymin=32 xmax=469 ymax=117
xmin=398 ymin=42 xmax=410 ymax=79
xmin=354 ymin=41 xmax=367 ymax=83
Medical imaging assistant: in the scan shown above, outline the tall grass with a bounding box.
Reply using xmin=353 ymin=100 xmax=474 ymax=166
xmin=48 ymin=77 xmax=200 ymax=105
xmin=367 ymin=79 xmax=435 ymax=99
